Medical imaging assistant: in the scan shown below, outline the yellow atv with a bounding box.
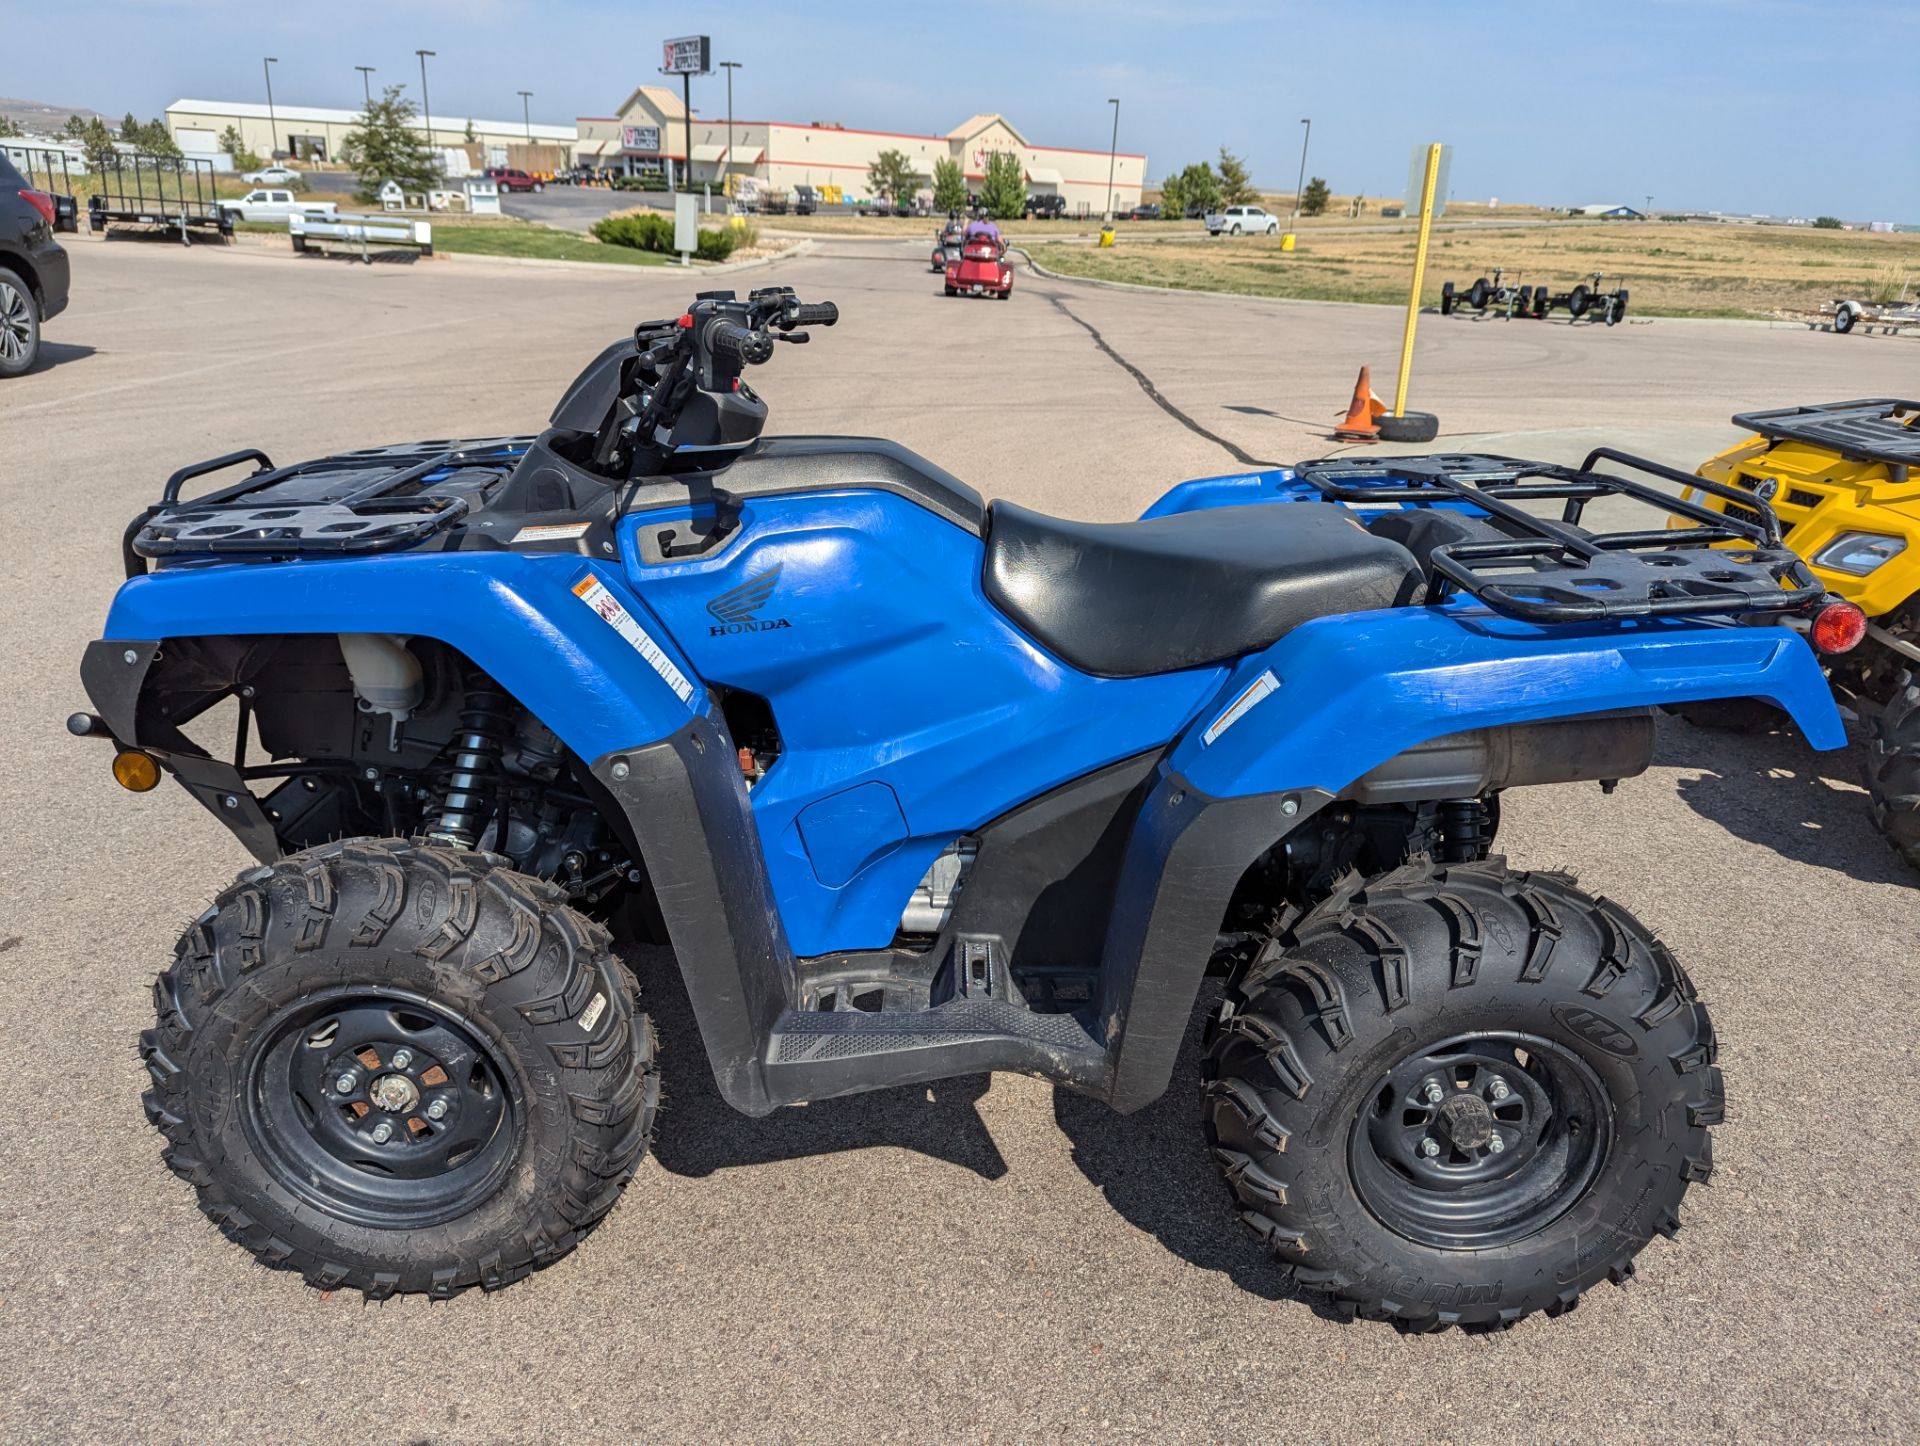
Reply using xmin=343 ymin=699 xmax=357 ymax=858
xmin=1676 ymin=399 xmax=1920 ymax=867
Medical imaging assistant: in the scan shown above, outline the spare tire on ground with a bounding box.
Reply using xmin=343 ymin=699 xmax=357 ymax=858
xmin=1377 ymin=410 xmax=1440 ymax=443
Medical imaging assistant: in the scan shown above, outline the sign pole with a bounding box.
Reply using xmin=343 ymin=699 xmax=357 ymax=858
xmin=1393 ymin=142 xmax=1443 ymax=418
xmin=681 ymin=73 xmax=692 ymax=194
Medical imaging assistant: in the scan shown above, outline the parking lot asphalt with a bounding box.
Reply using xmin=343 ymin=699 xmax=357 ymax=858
xmin=3 ymin=234 xmax=1916 ymax=1443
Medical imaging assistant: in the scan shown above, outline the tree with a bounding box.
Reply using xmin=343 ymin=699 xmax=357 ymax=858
xmin=1300 ymin=176 xmax=1331 ymax=217
xmin=219 ymin=124 xmax=262 ymax=172
xmin=63 ymin=114 xmax=87 ymax=142
xmin=979 ymin=150 xmax=1025 ymax=219
xmin=141 ymin=118 xmax=181 ymax=158
xmin=1812 ymin=215 xmax=1843 ymax=230
xmin=0 ymin=116 xmax=20 ymax=140
xmin=1160 ymin=161 xmax=1219 ymax=218
xmin=1217 ymin=147 xmax=1257 ymax=205
xmin=342 ymin=86 xmax=440 ymax=201
xmin=79 ymin=116 xmax=119 ymax=172
xmin=868 ymin=147 xmax=915 ymax=206
xmin=463 ymin=118 xmax=477 ymax=144
xmin=931 ymin=157 xmax=968 ymax=213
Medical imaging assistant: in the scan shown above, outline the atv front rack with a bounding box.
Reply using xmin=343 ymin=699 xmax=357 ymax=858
xmin=125 ymin=439 xmax=530 ymax=576
xmin=1731 ymin=399 xmax=1920 ymax=472
xmin=1295 ymin=450 xmax=1824 ymax=623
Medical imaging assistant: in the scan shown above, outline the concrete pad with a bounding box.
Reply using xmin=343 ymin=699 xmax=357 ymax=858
xmin=2 ymin=236 xmax=1915 ymax=1443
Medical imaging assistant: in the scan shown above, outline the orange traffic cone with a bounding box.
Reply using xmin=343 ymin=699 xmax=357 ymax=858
xmin=1333 ymin=367 xmax=1387 ymax=441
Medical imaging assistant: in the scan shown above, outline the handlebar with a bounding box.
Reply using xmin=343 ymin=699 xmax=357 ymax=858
xmin=780 ymin=301 xmax=838 ymax=329
xmin=706 ymin=319 xmax=775 ymax=366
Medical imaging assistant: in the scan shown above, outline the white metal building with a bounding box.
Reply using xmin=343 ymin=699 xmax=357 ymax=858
xmin=164 ymin=99 xmax=576 ymax=166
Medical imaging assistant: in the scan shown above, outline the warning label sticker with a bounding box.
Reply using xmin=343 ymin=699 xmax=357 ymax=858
xmin=572 ymin=575 xmax=697 ymax=706
xmin=1202 ymin=669 xmax=1280 ymax=746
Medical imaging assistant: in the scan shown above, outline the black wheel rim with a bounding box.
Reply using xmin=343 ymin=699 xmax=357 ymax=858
xmin=242 ymin=987 xmax=522 ymax=1229
xmin=1348 ymin=1032 xmax=1611 ymax=1250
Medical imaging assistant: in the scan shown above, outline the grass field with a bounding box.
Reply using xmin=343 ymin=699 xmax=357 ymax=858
xmin=1024 ymin=221 xmax=1920 ymax=319
xmin=761 ymin=201 xmax=1563 ymax=245
xmin=427 ymin=218 xmax=673 ymax=265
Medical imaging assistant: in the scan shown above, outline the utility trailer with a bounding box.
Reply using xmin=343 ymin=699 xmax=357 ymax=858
xmin=2 ymin=144 xmax=81 ymax=232
xmin=1438 ymin=267 xmax=1536 ymax=319
xmin=1798 ymin=296 xmax=1920 ymax=337
xmin=1534 ymin=272 xmax=1630 ymax=325
xmin=87 ymin=153 xmax=232 ymax=244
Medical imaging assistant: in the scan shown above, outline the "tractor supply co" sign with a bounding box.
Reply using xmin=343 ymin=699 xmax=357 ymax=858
xmin=661 ymin=35 xmax=710 ymax=75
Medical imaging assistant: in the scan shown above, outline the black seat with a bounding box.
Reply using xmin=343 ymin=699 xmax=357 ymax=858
xmin=983 ymin=500 xmax=1422 ymax=678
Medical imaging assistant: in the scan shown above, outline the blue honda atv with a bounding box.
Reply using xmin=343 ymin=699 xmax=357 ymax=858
xmin=80 ymin=287 xmax=1859 ymax=1328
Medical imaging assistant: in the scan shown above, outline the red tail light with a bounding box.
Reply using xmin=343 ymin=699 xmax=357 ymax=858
xmin=19 ymin=187 xmax=56 ymax=227
xmin=1810 ymin=600 xmax=1866 ymax=654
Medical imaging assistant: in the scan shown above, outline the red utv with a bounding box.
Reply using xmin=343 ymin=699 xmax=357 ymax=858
xmin=944 ymin=222 xmax=1012 ymax=299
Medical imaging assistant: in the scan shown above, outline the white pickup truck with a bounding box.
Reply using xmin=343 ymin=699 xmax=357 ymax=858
xmin=1204 ymin=204 xmax=1280 ymax=236
xmin=219 ymin=189 xmax=339 ymax=225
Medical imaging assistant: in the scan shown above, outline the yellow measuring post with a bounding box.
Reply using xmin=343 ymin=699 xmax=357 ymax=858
xmin=1393 ymin=142 xmax=1444 ymax=417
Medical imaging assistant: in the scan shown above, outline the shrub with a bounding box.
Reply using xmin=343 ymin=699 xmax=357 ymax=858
xmin=593 ymin=211 xmax=754 ymax=262
xmin=592 ymin=210 xmax=675 ymax=252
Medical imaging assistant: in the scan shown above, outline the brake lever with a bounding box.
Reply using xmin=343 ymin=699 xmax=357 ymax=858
xmin=773 ymin=332 xmax=810 ymax=344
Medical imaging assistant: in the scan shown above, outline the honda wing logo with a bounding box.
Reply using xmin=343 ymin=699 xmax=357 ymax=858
xmin=706 ymin=566 xmax=793 ymax=636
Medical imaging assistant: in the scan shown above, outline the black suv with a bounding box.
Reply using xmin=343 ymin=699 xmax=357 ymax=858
xmin=0 ymin=152 xmax=70 ymax=377
xmin=1024 ymin=193 xmax=1067 ymax=220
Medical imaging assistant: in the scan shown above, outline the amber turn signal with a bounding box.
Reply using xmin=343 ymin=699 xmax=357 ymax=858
xmin=112 ymin=749 xmax=162 ymax=792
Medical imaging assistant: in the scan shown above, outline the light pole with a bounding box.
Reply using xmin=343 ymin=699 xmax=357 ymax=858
xmin=1644 ymin=193 xmax=1654 ymax=216
xmin=1292 ymin=117 xmax=1311 ymax=219
xmin=262 ymin=57 xmax=279 ymax=161
xmin=1105 ymin=97 xmax=1120 ymax=222
xmin=720 ymin=60 xmax=741 ymax=201
xmin=416 ymin=49 xmax=437 ymax=167
xmin=355 ymin=65 xmax=375 ymax=106
xmin=518 ymin=90 xmax=533 ymax=143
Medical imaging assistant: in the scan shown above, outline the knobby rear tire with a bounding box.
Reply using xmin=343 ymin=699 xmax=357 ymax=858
xmin=140 ymin=838 xmax=658 ymax=1299
xmin=1203 ymin=858 xmax=1720 ymax=1331
xmin=1866 ymin=673 xmax=1920 ymax=872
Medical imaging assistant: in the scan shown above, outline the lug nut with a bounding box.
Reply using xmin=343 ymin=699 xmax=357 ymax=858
xmin=369 ymin=1121 xmax=393 ymax=1144
xmin=390 ymin=1048 xmax=413 ymax=1070
xmin=1490 ymin=1079 xmax=1511 ymax=1102
xmin=426 ymin=1097 xmax=449 ymax=1120
xmin=1424 ymin=1083 xmax=1445 ymax=1104
xmin=1488 ymin=1135 xmax=1506 ymax=1154
xmin=1420 ymin=1137 xmax=1440 ymax=1158
xmin=335 ymin=1072 xmax=358 ymax=1094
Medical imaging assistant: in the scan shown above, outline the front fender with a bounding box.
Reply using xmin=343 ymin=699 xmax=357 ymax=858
xmin=1171 ymin=603 xmax=1844 ymax=800
xmin=98 ymin=553 xmax=703 ymax=762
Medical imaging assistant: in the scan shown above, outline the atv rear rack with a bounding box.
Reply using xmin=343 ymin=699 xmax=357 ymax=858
xmin=1731 ymin=399 xmax=1920 ymax=473
xmin=125 ymin=439 xmax=530 ymax=576
xmin=1295 ymin=449 xmax=1824 ymax=623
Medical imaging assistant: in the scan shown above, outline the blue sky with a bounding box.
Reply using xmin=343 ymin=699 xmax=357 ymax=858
xmin=11 ymin=0 xmax=1916 ymax=219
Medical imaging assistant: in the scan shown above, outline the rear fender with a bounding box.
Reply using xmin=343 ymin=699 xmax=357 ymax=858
xmin=95 ymin=553 xmax=705 ymax=764
xmin=1174 ymin=603 xmax=1842 ymax=801
xmin=1096 ymin=603 xmax=1841 ymax=1112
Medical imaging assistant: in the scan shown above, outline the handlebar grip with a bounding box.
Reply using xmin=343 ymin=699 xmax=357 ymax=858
xmin=785 ymin=301 xmax=838 ymax=328
xmin=707 ymin=320 xmax=774 ymax=365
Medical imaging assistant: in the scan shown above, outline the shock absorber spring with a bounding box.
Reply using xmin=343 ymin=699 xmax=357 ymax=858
xmin=427 ymin=683 xmax=514 ymax=848
xmin=1438 ymin=799 xmax=1492 ymax=862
